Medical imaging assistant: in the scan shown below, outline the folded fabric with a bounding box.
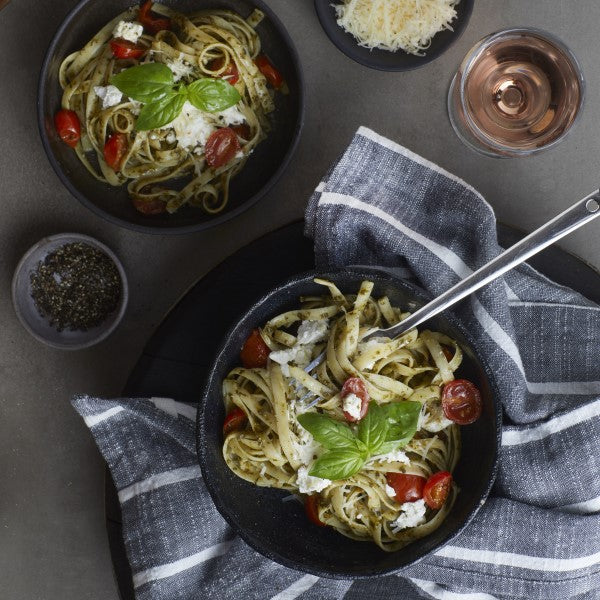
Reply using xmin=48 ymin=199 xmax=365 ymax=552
xmin=73 ymin=126 xmax=600 ymax=600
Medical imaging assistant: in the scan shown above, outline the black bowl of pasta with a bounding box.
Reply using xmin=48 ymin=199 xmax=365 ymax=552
xmin=38 ymin=0 xmax=303 ymax=234
xmin=198 ymin=266 xmax=501 ymax=578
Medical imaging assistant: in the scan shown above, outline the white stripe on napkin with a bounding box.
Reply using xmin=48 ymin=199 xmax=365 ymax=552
xmin=118 ymin=465 xmax=202 ymax=503
xmin=502 ymin=399 xmax=600 ymax=446
xmin=150 ymin=397 xmax=196 ymax=421
xmin=270 ymin=575 xmax=320 ymax=600
xmin=410 ymin=578 xmax=500 ymax=600
xmin=83 ymin=406 xmax=124 ymax=427
xmin=508 ymin=301 xmax=600 ymax=312
xmin=319 ymin=192 xmax=600 ymax=396
xmin=435 ymin=545 xmax=600 ymax=572
xmin=133 ymin=541 xmax=233 ymax=588
xmin=561 ymin=494 xmax=600 ymax=514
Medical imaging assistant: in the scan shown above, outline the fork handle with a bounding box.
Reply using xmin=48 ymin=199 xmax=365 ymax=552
xmin=367 ymin=190 xmax=600 ymax=340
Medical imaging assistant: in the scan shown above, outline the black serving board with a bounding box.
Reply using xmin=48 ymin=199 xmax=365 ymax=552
xmin=107 ymin=221 xmax=600 ymax=599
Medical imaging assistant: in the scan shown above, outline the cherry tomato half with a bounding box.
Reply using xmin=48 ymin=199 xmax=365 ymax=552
xmin=423 ymin=471 xmax=452 ymax=510
xmin=385 ymin=473 xmax=426 ymax=503
xmin=132 ymin=196 xmax=167 ymax=215
xmin=255 ymin=55 xmax=284 ymax=89
xmin=341 ymin=377 xmax=369 ymax=422
xmin=103 ymin=133 xmax=128 ymax=171
xmin=205 ymin=127 xmax=240 ymax=168
xmin=54 ymin=109 xmax=80 ymax=148
xmin=305 ymin=495 xmax=326 ymax=527
xmin=223 ymin=407 xmax=247 ymax=436
xmin=139 ymin=0 xmax=170 ymax=34
xmin=208 ymin=56 xmax=239 ymax=85
xmin=231 ymin=123 xmax=251 ymax=141
xmin=441 ymin=379 xmax=482 ymax=425
xmin=240 ymin=329 xmax=270 ymax=368
xmin=110 ymin=38 xmax=146 ymax=59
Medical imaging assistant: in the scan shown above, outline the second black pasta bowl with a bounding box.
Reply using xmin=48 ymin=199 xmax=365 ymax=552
xmin=38 ymin=0 xmax=304 ymax=234
xmin=198 ymin=266 xmax=502 ymax=578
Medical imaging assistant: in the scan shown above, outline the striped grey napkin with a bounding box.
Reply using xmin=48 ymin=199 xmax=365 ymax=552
xmin=72 ymin=126 xmax=600 ymax=600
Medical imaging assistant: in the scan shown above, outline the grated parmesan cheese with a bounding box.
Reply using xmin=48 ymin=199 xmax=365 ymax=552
xmin=334 ymin=0 xmax=459 ymax=56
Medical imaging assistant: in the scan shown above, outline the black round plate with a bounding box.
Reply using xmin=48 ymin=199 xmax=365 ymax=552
xmin=314 ymin=0 xmax=474 ymax=72
xmin=38 ymin=0 xmax=304 ymax=234
xmin=109 ymin=222 xmax=600 ymax=596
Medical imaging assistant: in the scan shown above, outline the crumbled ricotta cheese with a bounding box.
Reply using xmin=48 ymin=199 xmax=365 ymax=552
xmin=342 ymin=393 xmax=362 ymax=420
xmin=166 ymin=131 xmax=176 ymax=144
xmin=128 ymin=99 xmax=142 ymax=115
xmin=296 ymin=465 xmax=331 ymax=494
xmin=297 ymin=319 xmax=329 ymax=345
xmin=421 ymin=403 xmax=453 ymax=433
xmin=385 ymin=484 xmax=397 ymax=499
xmin=163 ymin=101 xmax=216 ymax=150
xmin=390 ymin=499 xmax=427 ymax=532
xmin=216 ymin=105 xmax=246 ymax=126
xmin=167 ymin=53 xmax=195 ymax=82
xmin=112 ymin=20 xmax=144 ymax=43
xmin=270 ymin=344 xmax=313 ymax=372
xmin=293 ymin=427 xmax=320 ymax=465
xmin=368 ymin=449 xmax=410 ymax=464
xmin=94 ymin=85 xmax=123 ymax=109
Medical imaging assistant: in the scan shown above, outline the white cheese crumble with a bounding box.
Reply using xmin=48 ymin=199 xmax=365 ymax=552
xmin=293 ymin=427 xmax=320 ymax=466
xmin=368 ymin=449 xmax=410 ymax=464
xmin=128 ymin=99 xmax=142 ymax=115
xmin=390 ymin=499 xmax=427 ymax=532
xmin=112 ymin=20 xmax=144 ymax=43
xmin=216 ymin=105 xmax=246 ymax=126
xmin=270 ymin=344 xmax=313 ymax=375
xmin=296 ymin=465 xmax=331 ymax=494
xmin=94 ymin=85 xmax=123 ymax=109
xmin=297 ymin=319 xmax=329 ymax=345
xmin=162 ymin=101 xmax=216 ymax=150
xmin=421 ymin=403 xmax=453 ymax=433
xmin=385 ymin=484 xmax=397 ymax=499
xmin=166 ymin=53 xmax=194 ymax=82
xmin=342 ymin=393 xmax=362 ymax=419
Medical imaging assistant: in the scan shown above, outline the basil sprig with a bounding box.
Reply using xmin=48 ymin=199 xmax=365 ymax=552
xmin=297 ymin=401 xmax=421 ymax=481
xmin=110 ymin=63 xmax=241 ymax=131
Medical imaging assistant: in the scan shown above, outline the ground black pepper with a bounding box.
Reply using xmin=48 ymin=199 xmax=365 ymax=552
xmin=30 ymin=242 xmax=121 ymax=332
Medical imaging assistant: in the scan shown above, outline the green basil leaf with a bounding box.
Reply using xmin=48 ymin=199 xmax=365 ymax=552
xmin=308 ymin=448 xmax=365 ymax=480
xmin=111 ymin=63 xmax=174 ymax=103
xmin=381 ymin=400 xmax=422 ymax=447
xmin=136 ymin=91 xmax=187 ymax=131
xmin=357 ymin=403 xmax=389 ymax=455
xmin=297 ymin=413 xmax=357 ymax=450
xmin=187 ymin=78 xmax=241 ymax=112
xmin=375 ymin=440 xmax=403 ymax=455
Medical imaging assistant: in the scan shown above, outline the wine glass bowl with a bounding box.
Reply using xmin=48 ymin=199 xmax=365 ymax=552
xmin=448 ymin=28 xmax=585 ymax=157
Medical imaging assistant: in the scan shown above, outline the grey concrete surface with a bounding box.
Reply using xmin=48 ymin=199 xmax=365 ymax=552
xmin=0 ymin=1 xmax=598 ymax=598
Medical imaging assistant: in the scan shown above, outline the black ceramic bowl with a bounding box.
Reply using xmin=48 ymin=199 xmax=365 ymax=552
xmin=198 ymin=266 xmax=501 ymax=578
xmin=38 ymin=0 xmax=304 ymax=234
xmin=314 ymin=0 xmax=474 ymax=72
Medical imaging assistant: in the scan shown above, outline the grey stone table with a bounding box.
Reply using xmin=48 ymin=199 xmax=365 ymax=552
xmin=0 ymin=1 xmax=598 ymax=598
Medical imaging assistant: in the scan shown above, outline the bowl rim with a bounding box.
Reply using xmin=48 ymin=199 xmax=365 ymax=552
xmin=197 ymin=265 xmax=502 ymax=578
xmin=37 ymin=0 xmax=305 ymax=235
xmin=11 ymin=232 xmax=129 ymax=350
xmin=313 ymin=0 xmax=475 ymax=73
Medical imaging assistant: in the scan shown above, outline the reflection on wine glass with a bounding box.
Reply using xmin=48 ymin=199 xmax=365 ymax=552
xmin=448 ymin=28 xmax=584 ymax=158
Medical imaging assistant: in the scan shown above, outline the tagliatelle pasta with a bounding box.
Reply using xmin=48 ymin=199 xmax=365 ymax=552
xmin=222 ymin=279 xmax=466 ymax=552
xmin=58 ymin=3 xmax=283 ymax=215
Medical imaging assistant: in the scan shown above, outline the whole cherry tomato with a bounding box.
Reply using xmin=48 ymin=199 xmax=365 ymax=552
xmin=132 ymin=196 xmax=167 ymax=215
xmin=139 ymin=0 xmax=170 ymax=34
xmin=103 ymin=133 xmax=128 ymax=171
xmin=423 ymin=471 xmax=453 ymax=510
xmin=341 ymin=377 xmax=369 ymax=422
xmin=205 ymin=127 xmax=240 ymax=168
xmin=441 ymin=379 xmax=482 ymax=425
xmin=54 ymin=109 xmax=80 ymax=148
xmin=385 ymin=473 xmax=426 ymax=503
xmin=255 ymin=55 xmax=284 ymax=89
xmin=240 ymin=329 xmax=270 ymax=368
xmin=223 ymin=407 xmax=247 ymax=436
xmin=305 ymin=495 xmax=326 ymax=527
xmin=110 ymin=38 xmax=146 ymax=59
xmin=208 ymin=56 xmax=239 ymax=85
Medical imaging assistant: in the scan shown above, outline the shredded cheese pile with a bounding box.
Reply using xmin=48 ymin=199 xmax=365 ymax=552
xmin=334 ymin=0 xmax=459 ymax=56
